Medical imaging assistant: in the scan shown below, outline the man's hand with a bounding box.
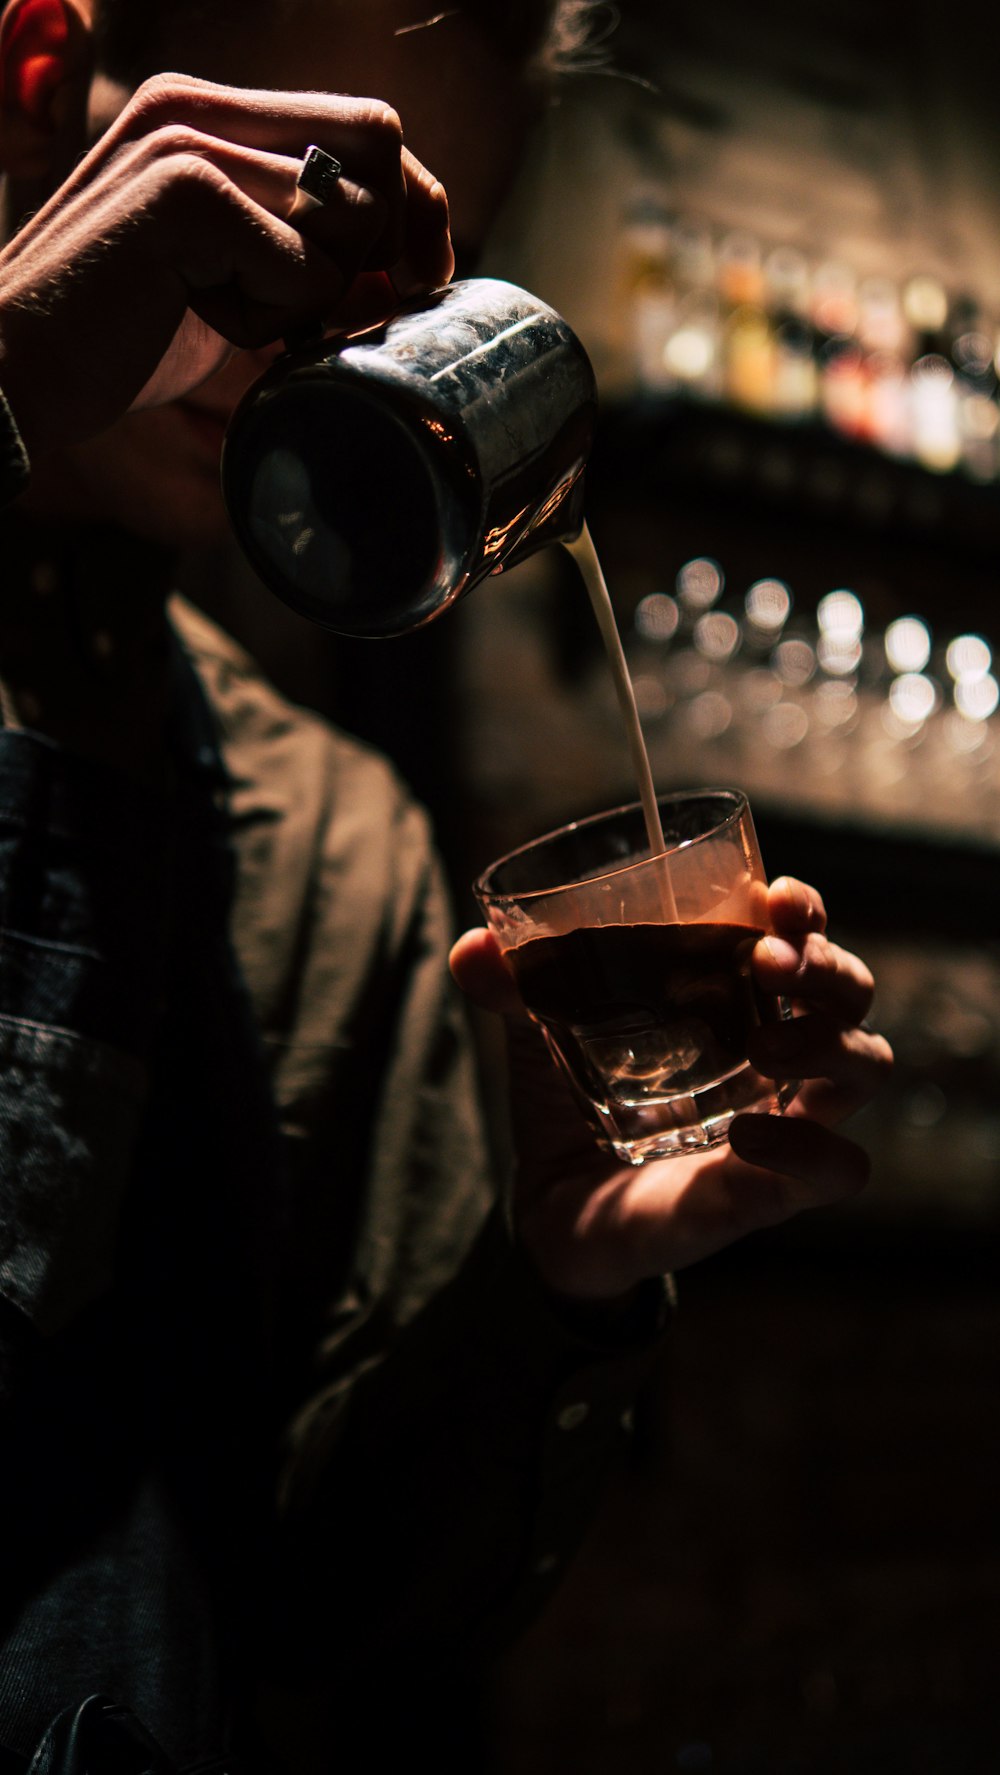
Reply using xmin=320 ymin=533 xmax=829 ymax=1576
xmin=450 ymin=876 xmax=893 ymax=1304
xmin=0 ymin=73 xmax=453 ymax=460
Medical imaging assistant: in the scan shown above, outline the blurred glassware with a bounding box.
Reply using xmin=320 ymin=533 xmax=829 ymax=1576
xmin=677 ymin=557 xmax=724 ymax=614
xmin=885 ymin=616 xmax=932 ymax=675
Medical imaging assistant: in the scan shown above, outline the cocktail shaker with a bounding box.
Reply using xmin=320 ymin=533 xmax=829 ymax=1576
xmin=220 ymin=278 xmax=597 ymax=638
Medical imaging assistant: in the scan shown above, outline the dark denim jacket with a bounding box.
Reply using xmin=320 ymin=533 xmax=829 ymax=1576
xmin=0 ymin=653 xmax=279 ymax=1765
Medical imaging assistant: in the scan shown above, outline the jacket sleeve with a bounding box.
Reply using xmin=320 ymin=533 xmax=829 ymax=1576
xmin=0 ymin=730 xmax=170 ymax=1378
xmin=272 ymin=767 xmax=670 ymax=1676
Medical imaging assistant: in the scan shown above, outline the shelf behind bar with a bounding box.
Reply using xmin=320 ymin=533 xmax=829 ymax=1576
xmin=590 ymin=398 xmax=1000 ymax=570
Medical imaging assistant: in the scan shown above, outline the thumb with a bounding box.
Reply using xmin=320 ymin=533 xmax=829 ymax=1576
xmin=449 ymin=927 xmax=524 ymax=1016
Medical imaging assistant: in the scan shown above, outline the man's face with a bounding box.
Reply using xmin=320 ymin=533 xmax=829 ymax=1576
xmin=46 ymin=0 xmax=537 ymax=544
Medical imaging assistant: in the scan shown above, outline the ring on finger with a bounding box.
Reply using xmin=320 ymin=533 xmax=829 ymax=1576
xmin=289 ymin=144 xmax=343 ymax=223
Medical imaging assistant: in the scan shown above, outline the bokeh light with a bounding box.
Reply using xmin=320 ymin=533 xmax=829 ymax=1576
xmin=772 ymin=639 xmax=816 ymax=687
xmin=817 ymin=589 xmax=864 ymax=640
xmin=635 ymin=593 xmax=680 ymax=643
xmin=814 ymin=681 xmax=858 ymax=727
xmin=946 ymin=634 xmax=991 ymax=683
xmin=955 ymin=674 xmax=999 ymax=721
xmin=763 ymin=703 xmax=809 ymax=748
xmin=812 ymin=261 xmax=858 ymax=335
xmin=952 ymin=332 xmax=994 ymax=378
xmin=960 ymin=396 xmax=999 ymax=441
xmin=745 ymin=578 xmax=792 ymax=632
xmin=910 ymin=356 xmax=960 ymax=472
xmin=885 ymin=617 xmax=932 ymax=675
xmin=889 ymin=672 xmax=937 ymax=726
xmin=739 ymin=668 xmax=784 ymax=711
xmin=944 ymin=710 xmax=989 ymax=754
xmin=632 ymin=676 xmax=669 ymax=720
xmin=817 ymin=635 xmax=862 ymax=676
xmin=764 ymin=247 xmax=810 ymax=312
xmin=903 ymin=275 xmax=948 ymax=333
xmin=664 ymin=326 xmax=716 ymax=381
xmin=687 ymin=691 xmax=732 ymax=739
xmin=677 ymin=557 xmax=724 ymax=612
xmin=694 ymin=612 xmax=741 ymax=662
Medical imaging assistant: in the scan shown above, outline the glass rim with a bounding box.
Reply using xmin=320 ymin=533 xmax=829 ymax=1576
xmin=474 ymin=788 xmax=749 ymax=905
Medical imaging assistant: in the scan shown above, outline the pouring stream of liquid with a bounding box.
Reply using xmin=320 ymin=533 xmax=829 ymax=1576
xmin=564 ymin=524 xmax=679 ymax=921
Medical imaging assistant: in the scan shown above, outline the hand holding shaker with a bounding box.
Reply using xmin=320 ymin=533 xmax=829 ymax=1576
xmin=220 ymin=278 xmax=598 ymax=637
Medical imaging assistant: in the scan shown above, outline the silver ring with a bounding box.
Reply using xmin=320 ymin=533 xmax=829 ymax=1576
xmin=289 ymin=145 xmax=342 ymax=223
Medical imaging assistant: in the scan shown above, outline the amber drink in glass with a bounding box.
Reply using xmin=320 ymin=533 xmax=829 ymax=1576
xmin=475 ymin=790 xmax=796 ymax=1164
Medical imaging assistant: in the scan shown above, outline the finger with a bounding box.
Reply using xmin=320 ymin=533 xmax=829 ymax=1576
xmin=145 ymin=160 xmax=354 ymax=344
xmin=0 ymin=145 xmax=374 ymax=454
xmin=753 ymin=928 xmax=875 ymax=1026
xmin=134 ymin=130 xmax=305 ymax=215
xmin=544 ymin=1116 xmax=870 ymax=1285
xmin=113 ymin=105 xmax=448 ymax=295
xmin=18 ymin=79 xmax=410 ymax=244
xmin=449 ymin=928 xmax=524 ymax=1017
xmin=121 ymin=78 xmax=410 ymax=191
xmin=122 ymin=128 xmax=396 ymax=289
xmin=787 ymin=1076 xmax=881 ymax=1127
xmin=767 ymin=875 xmax=827 ymax=938
xmin=728 ymin=1112 xmax=870 ymax=1207
xmin=386 ymin=147 xmax=454 ymax=294
xmin=750 ymin=1014 xmax=894 ymax=1097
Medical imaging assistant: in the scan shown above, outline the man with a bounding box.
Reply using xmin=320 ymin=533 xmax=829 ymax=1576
xmin=0 ymin=1 xmax=891 ymax=1767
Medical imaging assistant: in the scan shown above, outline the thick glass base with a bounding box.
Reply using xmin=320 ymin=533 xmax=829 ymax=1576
xmin=588 ymin=1064 xmax=799 ymax=1166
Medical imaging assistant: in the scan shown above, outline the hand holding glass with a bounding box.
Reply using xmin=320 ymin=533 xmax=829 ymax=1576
xmin=475 ymin=791 xmax=797 ymax=1165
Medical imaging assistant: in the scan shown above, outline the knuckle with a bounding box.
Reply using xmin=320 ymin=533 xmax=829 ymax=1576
xmin=369 ymin=102 xmax=404 ymax=147
xmin=802 ymin=930 xmax=829 ymax=972
xmin=154 ymin=151 xmax=228 ymax=213
xmin=173 ymin=151 xmax=224 ymax=191
xmin=350 ymin=101 xmax=405 ymax=178
xmin=146 ymin=122 xmax=212 ymax=161
xmin=346 ymin=183 xmax=387 ymax=228
xmin=129 ymin=72 xmax=189 ymax=127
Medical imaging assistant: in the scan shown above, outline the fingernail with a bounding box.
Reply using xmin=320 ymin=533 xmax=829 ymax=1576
xmin=765 ymin=936 xmax=802 ymax=973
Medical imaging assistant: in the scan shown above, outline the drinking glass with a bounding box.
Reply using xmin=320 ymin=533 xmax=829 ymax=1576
xmin=474 ymin=790 xmax=797 ymax=1164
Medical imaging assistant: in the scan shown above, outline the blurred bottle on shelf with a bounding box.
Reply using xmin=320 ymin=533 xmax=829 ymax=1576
xmin=619 ymin=189 xmax=677 ymax=393
xmin=724 ymin=303 xmax=775 ymax=412
xmin=902 ymin=274 xmax=949 ymax=359
xmin=909 ymin=354 xmax=961 ymax=473
xmin=616 ymin=209 xmax=1000 ymax=483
